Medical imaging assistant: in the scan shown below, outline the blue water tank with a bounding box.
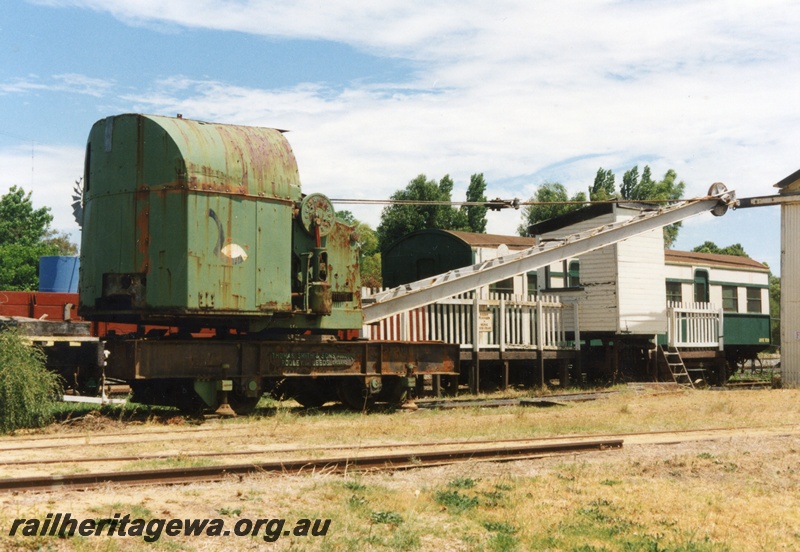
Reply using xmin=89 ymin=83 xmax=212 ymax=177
xmin=39 ymin=256 xmax=80 ymax=293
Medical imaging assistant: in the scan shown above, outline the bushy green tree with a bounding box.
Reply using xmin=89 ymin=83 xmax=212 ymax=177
xmin=377 ymin=174 xmax=488 ymax=251
xmin=691 ymin=241 xmax=749 ymax=257
xmin=620 ymin=165 xmax=686 ymax=248
xmin=590 ymin=168 xmax=616 ymax=201
xmin=517 ymin=182 xmax=587 ymax=235
xmin=0 ymin=330 xmax=62 ymax=433
xmin=0 ymin=186 xmax=54 ymax=245
xmin=462 ymin=173 xmax=488 ymax=234
xmin=338 ymin=210 xmax=382 ymax=288
xmin=0 ymin=186 xmax=73 ymax=290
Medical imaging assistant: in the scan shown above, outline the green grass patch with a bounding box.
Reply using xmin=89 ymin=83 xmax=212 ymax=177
xmin=447 ymin=477 xmax=478 ymax=489
xmin=370 ymin=510 xmax=403 ymax=525
xmin=435 ymin=489 xmax=479 ymax=513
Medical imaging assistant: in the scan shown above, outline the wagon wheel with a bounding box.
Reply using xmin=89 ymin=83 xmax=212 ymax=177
xmin=292 ymin=381 xmax=330 ymax=408
xmin=293 ymin=391 xmax=327 ymax=409
xmin=378 ymin=376 xmax=409 ymax=407
xmin=129 ymin=380 xmax=205 ymax=414
xmin=337 ymin=379 xmax=375 ymax=411
xmin=270 ymin=379 xmax=329 ymax=408
xmin=227 ymin=393 xmax=262 ymax=415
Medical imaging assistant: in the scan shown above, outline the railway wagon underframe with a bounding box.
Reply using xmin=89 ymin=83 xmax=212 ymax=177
xmin=106 ymin=338 xmax=460 ymax=412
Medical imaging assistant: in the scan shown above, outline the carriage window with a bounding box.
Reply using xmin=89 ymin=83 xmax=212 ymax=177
xmin=747 ymin=287 xmax=763 ymax=313
xmin=666 ymin=282 xmax=682 ymax=304
xmin=527 ymin=272 xmax=538 ymax=297
xmin=489 ymin=277 xmax=514 ymax=296
xmin=721 ymin=286 xmax=738 ymax=312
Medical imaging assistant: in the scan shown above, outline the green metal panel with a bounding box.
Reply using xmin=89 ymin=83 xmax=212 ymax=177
xmin=382 ymin=230 xmax=473 ymax=288
xmin=656 ymin=314 xmax=771 ymax=348
xmin=723 ymin=313 xmax=771 ymax=346
xmin=79 ymin=114 xmax=360 ymax=331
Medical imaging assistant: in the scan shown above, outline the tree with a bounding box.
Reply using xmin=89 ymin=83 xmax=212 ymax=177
xmin=770 ymin=271 xmax=781 ymax=347
xmin=337 ymin=210 xmax=382 ymax=288
xmin=620 ymin=166 xmax=638 ymax=200
xmin=589 ymin=168 xmax=616 ymax=201
xmin=691 ymin=241 xmax=749 ymax=257
xmin=0 ymin=186 xmax=54 ymax=245
xmin=43 ymin=230 xmax=79 ymax=256
xmin=0 ymin=329 xmax=62 ymax=433
xmin=620 ymin=165 xmax=686 ymax=248
xmin=377 ymin=173 xmax=487 ymax=251
xmin=0 ymin=186 xmax=66 ymax=290
xmin=462 ymin=173 xmax=488 ymax=234
xmin=517 ymin=182 xmax=587 ymax=236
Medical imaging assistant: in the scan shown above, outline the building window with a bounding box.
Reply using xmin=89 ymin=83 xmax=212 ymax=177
xmin=544 ymin=263 xmax=567 ymax=289
xmin=666 ymin=282 xmax=682 ymax=304
xmin=489 ymin=277 xmax=514 ymax=296
xmin=747 ymin=287 xmax=763 ymax=313
xmin=694 ymin=270 xmax=709 ymax=303
xmin=568 ymin=260 xmax=580 ymax=288
xmin=527 ymin=272 xmax=538 ymax=297
xmin=721 ymin=285 xmax=738 ymax=312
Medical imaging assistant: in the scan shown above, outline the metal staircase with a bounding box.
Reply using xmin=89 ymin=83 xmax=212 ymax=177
xmin=363 ymin=185 xmax=737 ymax=324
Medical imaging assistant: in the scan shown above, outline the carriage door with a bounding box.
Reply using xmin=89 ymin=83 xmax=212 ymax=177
xmin=693 ymin=269 xmax=709 ymax=303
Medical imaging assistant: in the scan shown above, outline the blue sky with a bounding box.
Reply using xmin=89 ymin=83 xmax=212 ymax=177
xmin=2 ymin=0 xmax=798 ymax=273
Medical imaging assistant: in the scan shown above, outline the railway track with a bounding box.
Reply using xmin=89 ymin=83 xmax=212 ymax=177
xmin=7 ymin=423 xmax=799 ymax=493
xmin=0 ymin=391 xmax=621 ymax=455
xmin=0 ymin=438 xmax=623 ymax=493
xmin=3 ymin=422 xmax=793 ymax=468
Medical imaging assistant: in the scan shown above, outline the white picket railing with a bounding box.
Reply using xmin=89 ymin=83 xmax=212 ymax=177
xmin=361 ymin=289 xmax=579 ymax=352
xmin=666 ymin=301 xmax=724 ymax=349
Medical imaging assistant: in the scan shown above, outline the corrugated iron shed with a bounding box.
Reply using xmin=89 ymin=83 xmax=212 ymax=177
xmin=776 ymin=169 xmax=800 ymax=386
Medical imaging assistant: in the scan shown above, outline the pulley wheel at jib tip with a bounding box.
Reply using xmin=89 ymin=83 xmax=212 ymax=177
xmin=708 ymin=182 xmax=735 ymax=217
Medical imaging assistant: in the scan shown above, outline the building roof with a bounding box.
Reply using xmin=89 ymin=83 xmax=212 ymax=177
xmin=439 ymin=230 xmax=537 ymax=250
xmin=526 ymin=202 xmax=660 ymax=236
xmin=390 ymin=229 xmax=769 ymax=272
xmin=774 ymin=167 xmax=800 ymax=190
xmin=664 ymin=250 xmax=769 ymax=272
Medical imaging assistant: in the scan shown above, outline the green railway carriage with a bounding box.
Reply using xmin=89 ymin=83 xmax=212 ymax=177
xmin=663 ymin=249 xmax=772 ymax=365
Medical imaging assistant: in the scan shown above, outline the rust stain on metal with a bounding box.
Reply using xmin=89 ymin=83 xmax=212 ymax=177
xmin=133 ymin=189 xmax=150 ymax=275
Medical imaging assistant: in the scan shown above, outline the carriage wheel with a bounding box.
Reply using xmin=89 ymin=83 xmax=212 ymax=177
xmin=337 ymin=379 xmax=375 ymax=411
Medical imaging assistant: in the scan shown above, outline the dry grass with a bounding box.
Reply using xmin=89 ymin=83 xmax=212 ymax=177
xmin=2 ymin=388 xmax=800 ymax=551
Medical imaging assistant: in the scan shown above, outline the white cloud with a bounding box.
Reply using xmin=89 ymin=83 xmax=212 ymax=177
xmin=0 ymin=73 xmax=115 ymax=97
xmin=18 ymin=0 xmax=800 ymax=271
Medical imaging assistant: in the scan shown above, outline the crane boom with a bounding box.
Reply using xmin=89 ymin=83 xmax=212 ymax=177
xmin=362 ymin=186 xmax=737 ymax=324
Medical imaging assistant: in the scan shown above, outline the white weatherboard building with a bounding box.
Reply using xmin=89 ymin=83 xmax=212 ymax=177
xmin=529 ymin=203 xmax=667 ymax=337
